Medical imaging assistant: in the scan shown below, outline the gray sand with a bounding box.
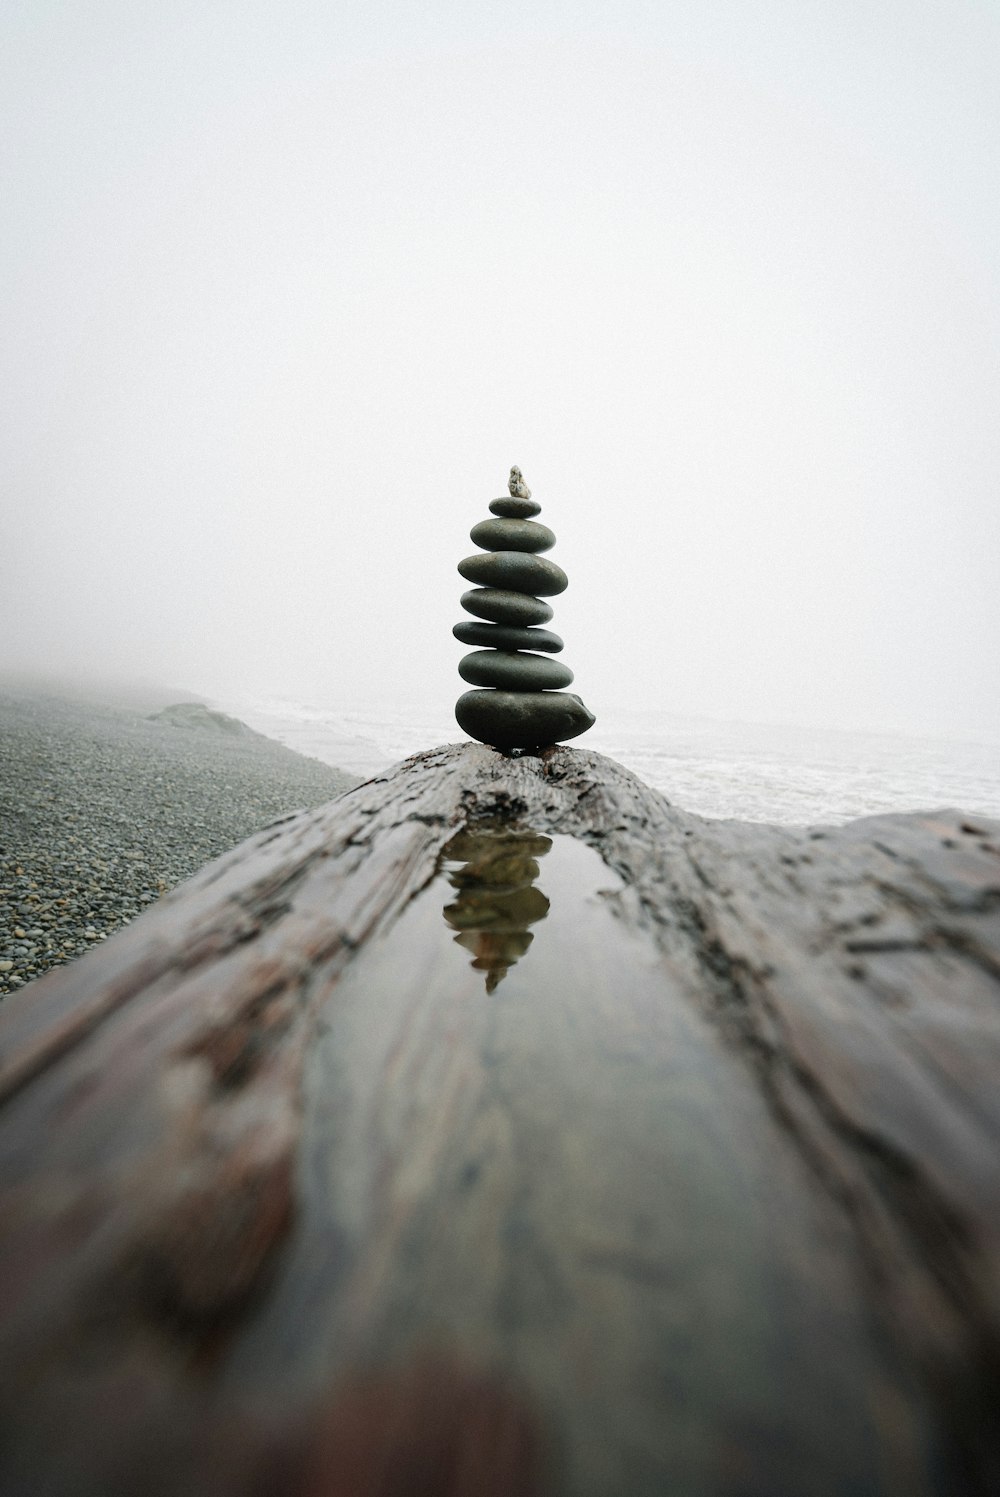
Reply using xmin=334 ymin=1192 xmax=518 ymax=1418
xmin=0 ymin=685 xmax=360 ymax=995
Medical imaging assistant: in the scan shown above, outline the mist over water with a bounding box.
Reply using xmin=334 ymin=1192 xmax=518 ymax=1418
xmin=219 ymin=691 xmax=1000 ymax=825
xmin=3 ymin=3 xmax=999 ymax=753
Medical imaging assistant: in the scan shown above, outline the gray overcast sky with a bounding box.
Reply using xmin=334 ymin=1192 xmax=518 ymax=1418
xmin=2 ymin=1 xmax=998 ymax=740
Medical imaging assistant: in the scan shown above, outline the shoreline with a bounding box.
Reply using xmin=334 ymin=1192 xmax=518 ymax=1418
xmin=0 ymin=681 xmax=360 ymax=995
xmin=208 ymin=691 xmax=1000 ymax=826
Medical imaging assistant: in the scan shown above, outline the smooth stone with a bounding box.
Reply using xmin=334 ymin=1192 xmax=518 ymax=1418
xmin=470 ymin=518 xmax=556 ymax=554
xmin=456 ymin=690 xmax=596 ymax=748
xmin=461 ymin=589 xmax=553 ymax=626
xmin=452 ymin=621 xmax=564 ymax=653
xmin=490 ymin=496 xmax=541 ymax=519
xmin=459 ymin=651 xmax=574 ymax=691
xmin=458 ymin=551 xmax=568 ymax=596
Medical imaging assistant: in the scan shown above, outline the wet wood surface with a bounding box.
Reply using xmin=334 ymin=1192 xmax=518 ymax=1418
xmin=1 ymin=742 xmax=999 ymax=1495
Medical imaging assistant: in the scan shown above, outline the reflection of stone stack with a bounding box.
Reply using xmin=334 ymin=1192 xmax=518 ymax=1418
xmin=442 ymin=827 xmax=552 ymax=993
xmin=454 ymin=467 xmax=596 ymax=750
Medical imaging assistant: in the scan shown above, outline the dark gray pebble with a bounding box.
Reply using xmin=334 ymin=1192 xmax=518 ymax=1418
xmin=458 ymin=552 xmax=568 ymax=596
xmin=452 ymin=622 xmax=564 ymax=653
xmin=460 ymin=589 xmax=554 ymax=626
xmin=456 ymin=690 xmax=596 ymax=748
xmin=469 ymin=518 xmax=556 ymax=554
xmin=489 ymin=496 xmax=541 ymax=519
xmin=458 ymin=651 xmax=574 ymax=691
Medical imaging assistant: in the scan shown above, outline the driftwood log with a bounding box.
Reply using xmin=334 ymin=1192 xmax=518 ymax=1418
xmin=1 ymin=743 xmax=999 ymax=1496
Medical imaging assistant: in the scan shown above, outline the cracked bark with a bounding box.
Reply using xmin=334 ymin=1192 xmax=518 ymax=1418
xmin=0 ymin=742 xmax=998 ymax=1495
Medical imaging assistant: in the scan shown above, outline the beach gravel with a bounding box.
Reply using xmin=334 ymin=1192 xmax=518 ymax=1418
xmin=0 ymin=686 xmax=360 ymax=996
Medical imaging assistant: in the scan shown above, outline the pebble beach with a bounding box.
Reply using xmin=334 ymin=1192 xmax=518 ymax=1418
xmin=0 ymin=683 xmax=360 ymax=996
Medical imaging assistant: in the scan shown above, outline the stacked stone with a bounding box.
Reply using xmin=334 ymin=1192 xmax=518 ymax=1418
xmin=454 ymin=467 xmax=596 ymax=750
xmin=442 ymin=827 xmax=553 ymax=993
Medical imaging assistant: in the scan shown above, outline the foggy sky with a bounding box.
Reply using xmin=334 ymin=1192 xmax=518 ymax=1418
xmin=2 ymin=1 xmax=999 ymax=741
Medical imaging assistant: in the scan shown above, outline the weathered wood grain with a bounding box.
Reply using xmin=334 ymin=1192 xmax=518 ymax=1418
xmin=1 ymin=743 xmax=998 ymax=1495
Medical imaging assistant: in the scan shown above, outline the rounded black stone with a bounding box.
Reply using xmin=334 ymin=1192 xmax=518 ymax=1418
xmin=458 ymin=552 xmax=568 ymax=596
xmin=470 ymin=518 xmax=556 ymax=554
xmin=490 ymin=496 xmax=541 ymax=519
xmin=452 ymin=621 xmax=564 ymax=653
xmin=459 ymin=651 xmax=574 ymax=691
xmin=460 ymin=589 xmax=553 ymax=626
xmin=456 ymin=690 xmax=596 ymax=748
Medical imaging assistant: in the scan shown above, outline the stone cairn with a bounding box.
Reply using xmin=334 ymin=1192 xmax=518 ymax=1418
xmin=442 ymin=826 xmax=553 ymax=993
xmin=454 ymin=467 xmax=596 ymax=750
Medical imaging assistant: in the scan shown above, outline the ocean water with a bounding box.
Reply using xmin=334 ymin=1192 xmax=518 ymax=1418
xmin=216 ymin=693 xmax=1000 ymax=827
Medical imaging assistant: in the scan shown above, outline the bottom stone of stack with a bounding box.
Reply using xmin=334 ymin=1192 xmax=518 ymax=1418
xmin=456 ymin=689 xmax=596 ymax=749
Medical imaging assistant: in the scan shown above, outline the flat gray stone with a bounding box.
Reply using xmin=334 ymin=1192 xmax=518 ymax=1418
xmin=456 ymin=690 xmax=596 ymax=748
xmin=460 ymin=589 xmax=553 ymax=626
xmin=452 ymin=622 xmax=564 ymax=653
xmin=458 ymin=552 xmax=568 ymax=596
xmin=490 ymin=496 xmax=541 ymax=519
xmin=458 ymin=651 xmax=574 ymax=691
xmin=470 ymin=518 xmax=556 ymax=554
